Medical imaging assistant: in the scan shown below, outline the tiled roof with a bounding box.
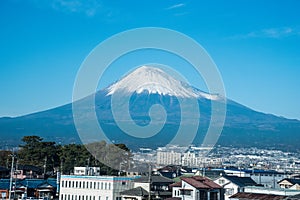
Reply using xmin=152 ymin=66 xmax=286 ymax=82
xmin=223 ymin=175 xmax=257 ymax=187
xmin=229 ymin=192 xmax=287 ymax=200
xmin=181 ymin=176 xmax=222 ymax=189
xmin=170 ymin=181 xmax=182 ymax=187
xmin=120 ymin=186 xmax=149 ymax=196
xmin=134 ymin=175 xmax=174 ymax=184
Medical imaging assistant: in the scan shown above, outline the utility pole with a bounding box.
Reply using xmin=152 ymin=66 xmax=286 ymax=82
xmin=148 ymin=164 xmax=151 ymax=200
xmin=8 ymin=154 xmax=16 ymax=200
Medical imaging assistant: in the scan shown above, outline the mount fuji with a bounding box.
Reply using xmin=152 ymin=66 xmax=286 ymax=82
xmin=1 ymin=66 xmax=300 ymax=151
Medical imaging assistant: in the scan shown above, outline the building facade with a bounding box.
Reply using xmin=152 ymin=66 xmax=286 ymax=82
xmin=59 ymin=175 xmax=135 ymax=200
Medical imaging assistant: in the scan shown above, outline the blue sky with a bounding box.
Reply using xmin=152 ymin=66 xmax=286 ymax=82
xmin=0 ymin=0 xmax=300 ymax=119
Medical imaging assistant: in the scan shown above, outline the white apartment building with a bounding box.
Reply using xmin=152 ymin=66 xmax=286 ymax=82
xmin=59 ymin=175 xmax=136 ymax=200
xmin=156 ymin=151 xmax=181 ymax=165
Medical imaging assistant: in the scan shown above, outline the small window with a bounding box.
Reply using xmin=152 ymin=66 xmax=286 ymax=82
xmin=62 ymin=181 xmax=64 ymax=188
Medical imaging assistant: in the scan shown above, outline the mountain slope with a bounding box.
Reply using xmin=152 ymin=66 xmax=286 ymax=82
xmin=0 ymin=66 xmax=299 ymax=151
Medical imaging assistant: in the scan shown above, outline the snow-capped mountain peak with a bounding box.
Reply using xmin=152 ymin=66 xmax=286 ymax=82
xmin=106 ymin=66 xmax=219 ymax=100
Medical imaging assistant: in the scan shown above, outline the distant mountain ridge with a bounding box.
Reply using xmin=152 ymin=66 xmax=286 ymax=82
xmin=1 ymin=66 xmax=300 ymax=151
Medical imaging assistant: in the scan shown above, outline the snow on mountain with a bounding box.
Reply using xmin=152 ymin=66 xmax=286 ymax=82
xmin=106 ymin=66 xmax=219 ymax=100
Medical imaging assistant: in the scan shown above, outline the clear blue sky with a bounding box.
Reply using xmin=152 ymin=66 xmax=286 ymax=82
xmin=0 ymin=0 xmax=300 ymax=119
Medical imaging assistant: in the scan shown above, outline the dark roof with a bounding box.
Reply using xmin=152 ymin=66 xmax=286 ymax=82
xmin=0 ymin=179 xmax=10 ymax=189
xmin=229 ymin=192 xmax=287 ymax=200
xmin=278 ymin=178 xmax=300 ymax=185
xmin=134 ymin=175 xmax=174 ymax=184
xmin=18 ymin=165 xmax=43 ymax=173
xmin=0 ymin=179 xmax=57 ymax=190
xmin=181 ymin=176 xmax=222 ymax=189
xmin=0 ymin=166 xmax=9 ymax=172
xmin=120 ymin=187 xmax=149 ymax=196
xmin=223 ymin=175 xmax=257 ymax=187
xmin=285 ymin=193 xmax=300 ymax=200
xmin=165 ymin=197 xmax=181 ymax=200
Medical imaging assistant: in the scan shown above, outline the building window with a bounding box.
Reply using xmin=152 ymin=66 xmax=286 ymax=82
xmin=101 ymin=182 xmax=103 ymax=189
xmin=79 ymin=181 xmax=82 ymax=188
xmin=121 ymin=182 xmax=126 ymax=185
xmin=105 ymin=183 xmax=107 ymax=190
xmin=83 ymin=182 xmax=85 ymax=188
xmin=82 ymin=196 xmax=84 ymax=200
xmin=225 ymin=188 xmax=234 ymax=195
xmin=106 ymin=197 xmax=108 ymax=200
xmin=76 ymin=181 xmax=78 ymax=188
xmin=79 ymin=196 xmax=81 ymax=200
xmin=94 ymin=182 xmax=96 ymax=189
xmin=180 ymin=190 xmax=191 ymax=196
xmin=62 ymin=181 xmax=64 ymax=188
xmin=72 ymin=181 xmax=75 ymax=188
xmin=68 ymin=195 xmax=70 ymax=200
xmin=61 ymin=194 xmax=64 ymax=200
xmin=90 ymin=182 xmax=92 ymax=189
xmin=69 ymin=181 xmax=71 ymax=188
xmin=108 ymin=183 xmax=111 ymax=190
xmin=218 ymin=179 xmax=225 ymax=184
xmin=97 ymin=182 xmax=100 ymax=189
xmin=93 ymin=196 xmax=95 ymax=200
xmin=99 ymin=197 xmax=101 ymax=200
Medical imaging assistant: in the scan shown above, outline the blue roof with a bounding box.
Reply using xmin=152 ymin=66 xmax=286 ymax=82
xmin=223 ymin=176 xmax=257 ymax=187
xmin=0 ymin=179 xmax=57 ymax=190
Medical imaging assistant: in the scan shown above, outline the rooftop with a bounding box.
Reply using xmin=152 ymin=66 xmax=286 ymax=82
xmin=229 ymin=192 xmax=287 ymax=200
xmin=181 ymin=176 xmax=222 ymax=189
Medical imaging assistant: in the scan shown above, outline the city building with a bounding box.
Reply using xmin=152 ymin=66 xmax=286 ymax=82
xmin=59 ymin=175 xmax=135 ymax=200
xmin=157 ymin=151 xmax=181 ymax=166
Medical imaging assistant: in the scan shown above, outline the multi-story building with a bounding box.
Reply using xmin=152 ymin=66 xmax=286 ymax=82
xmin=157 ymin=151 xmax=181 ymax=166
xmin=59 ymin=175 xmax=136 ymax=200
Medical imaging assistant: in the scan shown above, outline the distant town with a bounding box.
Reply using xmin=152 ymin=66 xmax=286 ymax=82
xmin=1 ymin=137 xmax=300 ymax=200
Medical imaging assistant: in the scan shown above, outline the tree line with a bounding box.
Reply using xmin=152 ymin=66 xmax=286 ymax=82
xmin=0 ymin=136 xmax=132 ymax=176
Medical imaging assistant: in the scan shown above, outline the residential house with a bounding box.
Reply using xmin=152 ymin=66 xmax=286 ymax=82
xmin=121 ymin=175 xmax=174 ymax=200
xmin=214 ymin=175 xmax=257 ymax=200
xmin=171 ymin=176 xmax=224 ymax=200
xmin=278 ymin=178 xmax=300 ymax=190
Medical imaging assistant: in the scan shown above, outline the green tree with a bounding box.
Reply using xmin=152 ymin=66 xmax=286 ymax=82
xmin=18 ymin=136 xmax=60 ymax=174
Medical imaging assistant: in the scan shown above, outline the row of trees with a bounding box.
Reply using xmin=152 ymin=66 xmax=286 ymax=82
xmin=0 ymin=136 xmax=132 ymax=176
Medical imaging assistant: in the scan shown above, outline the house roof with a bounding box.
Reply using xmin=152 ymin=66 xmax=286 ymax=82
xmin=278 ymin=178 xmax=300 ymax=185
xmin=0 ymin=179 xmax=57 ymax=190
xmin=285 ymin=193 xmax=300 ymax=200
xmin=120 ymin=186 xmax=149 ymax=196
xmin=0 ymin=180 xmax=10 ymax=189
xmin=181 ymin=176 xmax=222 ymax=189
xmin=17 ymin=165 xmax=43 ymax=173
xmin=170 ymin=181 xmax=182 ymax=188
xmin=223 ymin=175 xmax=257 ymax=187
xmin=0 ymin=166 xmax=9 ymax=172
xmin=229 ymin=192 xmax=287 ymax=200
xmin=134 ymin=175 xmax=174 ymax=184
